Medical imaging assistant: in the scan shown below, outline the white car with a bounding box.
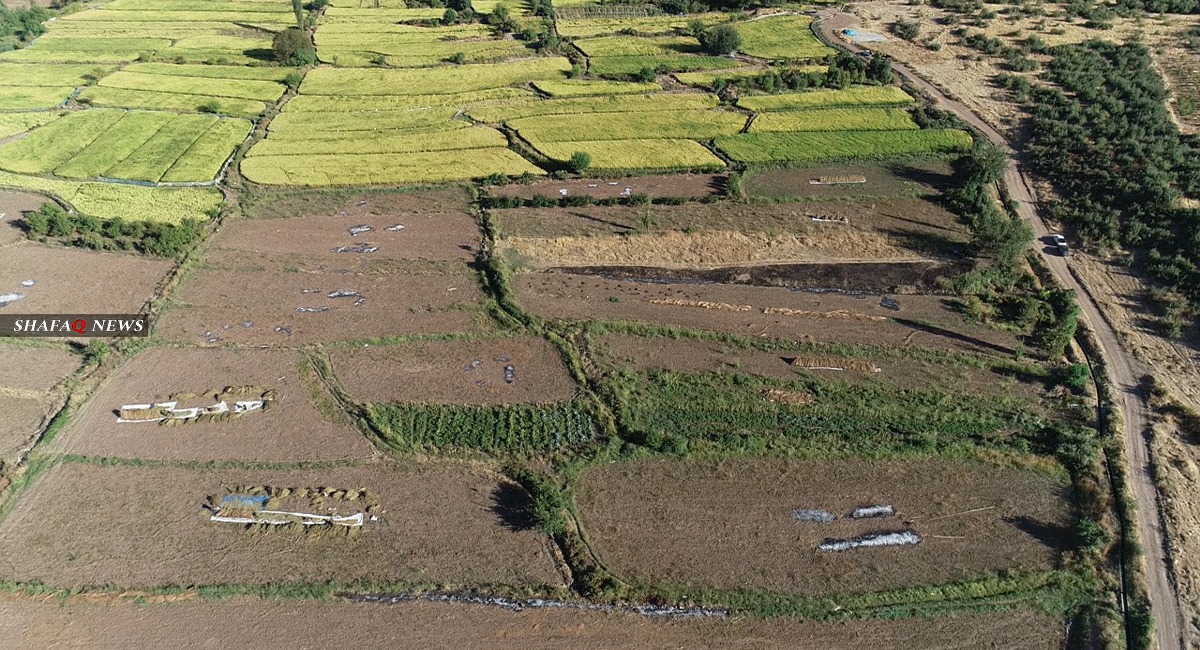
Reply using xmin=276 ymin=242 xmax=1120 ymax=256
xmin=1051 ymin=234 xmax=1067 ymax=246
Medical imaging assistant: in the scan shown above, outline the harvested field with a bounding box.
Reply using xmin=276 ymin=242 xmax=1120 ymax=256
xmin=0 ymin=461 xmax=561 ymax=588
xmin=513 ymin=273 xmax=1021 ymax=356
xmin=591 ymin=333 xmax=1046 ymax=399
xmin=156 ymin=269 xmax=492 ymax=345
xmin=0 ymin=600 xmax=1066 ymax=649
xmin=0 ymin=344 xmax=79 ymax=392
xmin=576 ymin=458 xmax=1069 ymax=596
xmin=0 ymin=394 xmax=54 ymax=462
xmin=492 ymin=197 xmax=967 ymax=259
xmin=486 ymin=173 xmax=725 ymax=201
xmin=0 ymin=242 xmax=172 ymax=315
xmin=0 ymin=191 xmax=49 ymax=245
xmin=743 ymin=161 xmax=953 ymax=201
xmin=330 ymin=336 xmax=577 ymax=406
xmin=53 ymin=348 xmax=376 ymax=463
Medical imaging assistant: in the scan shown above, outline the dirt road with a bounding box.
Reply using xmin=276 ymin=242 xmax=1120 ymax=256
xmin=815 ymin=11 xmax=1185 ymax=649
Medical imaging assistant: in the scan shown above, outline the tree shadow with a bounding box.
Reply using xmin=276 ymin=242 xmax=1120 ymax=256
xmin=1004 ymin=515 xmax=1069 ymax=552
xmin=892 ymin=317 xmax=1016 ymax=356
xmin=885 ymin=162 xmax=954 ymax=192
xmin=490 ymin=482 xmax=535 ymax=532
xmin=243 ymin=48 xmax=276 ymax=63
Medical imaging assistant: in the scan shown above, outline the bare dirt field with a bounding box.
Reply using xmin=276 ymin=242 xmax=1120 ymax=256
xmin=0 ymin=461 xmax=561 ymax=588
xmin=515 ymin=273 xmax=1021 ymax=356
xmin=156 ymin=269 xmax=493 ymax=345
xmin=0 ymin=191 xmax=49 ymax=246
xmin=0 ymin=394 xmax=54 ymax=461
xmin=0 ymin=343 xmax=79 ymax=392
xmin=592 ymin=333 xmax=1046 ymax=399
xmin=0 ymin=600 xmax=1066 ymax=649
xmin=576 ymin=458 xmax=1069 ymax=597
xmin=743 ymin=161 xmax=952 ymax=201
xmin=330 ymin=336 xmax=578 ymax=406
xmin=487 ymin=173 xmax=726 ymax=201
xmin=52 ymin=347 xmax=377 ymax=462
xmin=161 ymin=189 xmax=495 ymax=345
xmin=0 ymin=242 xmax=172 ymax=315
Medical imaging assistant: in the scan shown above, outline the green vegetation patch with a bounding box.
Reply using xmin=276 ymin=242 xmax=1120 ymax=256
xmin=284 ymin=88 xmax=534 ymax=113
xmin=0 ymin=63 xmax=116 ymax=86
xmin=733 ymin=14 xmax=832 ymax=61
xmin=97 ymin=71 xmax=286 ymax=102
xmin=0 ymin=85 xmax=74 ymax=110
xmin=738 ymin=86 xmax=914 ymax=111
xmin=104 ymin=113 xmax=219 ymax=183
xmin=299 ymin=57 xmax=572 ymax=96
xmin=510 ymin=109 xmax=746 ymax=142
xmin=160 ymin=117 xmax=250 ymax=182
xmin=467 ymin=92 xmax=719 ymax=122
xmin=609 ymin=369 xmax=1047 ymax=457
xmin=531 ymin=138 xmax=726 ymax=171
xmin=588 ymin=54 xmax=739 ymax=76
xmin=54 ymin=111 xmax=178 ymax=179
xmin=0 ymin=112 xmax=64 ymax=139
xmin=0 ymin=109 xmax=126 ymax=175
xmin=78 ymin=86 xmax=267 ymax=118
xmin=122 ymin=63 xmax=299 ymax=82
xmin=716 ymin=129 xmax=972 ymax=163
xmin=532 ymin=79 xmax=661 ymax=97
xmin=0 ymin=169 xmax=220 ymax=222
xmin=269 ymin=108 xmax=461 ymax=136
xmin=557 ymin=14 xmax=725 ymax=38
xmin=572 ymin=35 xmax=696 ymax=57
xmin=247 ymin=125 xmax=504 ymax=157
xmin=748 ymin=108 xmax=920 ymax=133
xmin=368 ymin=402 xmax=596 ymax=452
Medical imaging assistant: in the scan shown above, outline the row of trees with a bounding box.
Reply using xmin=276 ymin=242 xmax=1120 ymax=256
xmin=0 ymin=4 xmax=49 ymax=52
xmin=1025 ymin=41 xmax=1200 ymax=331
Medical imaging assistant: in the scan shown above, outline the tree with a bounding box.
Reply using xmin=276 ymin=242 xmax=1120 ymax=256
xmin=272 ymin=27 xmax=317 ymax=66
xmin=867 ymin=55 xmax=893 ymax=84
xmin=569 ymin=151 xmax=591 ymax=173
xmin=291 ymin=0 xmax=304 ymax=29
xmin=699 ymin=24 xmax=741 ymax=56
xmin=441 ymin=8 xmax=458 ymax=24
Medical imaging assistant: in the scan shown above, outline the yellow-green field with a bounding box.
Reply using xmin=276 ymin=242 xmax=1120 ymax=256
xmin=738 ymin=86 xmax=914 ymax=111
xmin=241 ymin=148 xmax=544 ymax=186
xmin=300 ymin=58 xmax=572 ymax=96
xmin=531 ymin=138 xmax=725 ymax=171
xmin=0 ymin=169 xmax=221 ymax=222
xmin=532 ymin=80 xmax=661 ymax=97
xmin=734 ymin=14 xmax=833 ymax=61
xmin=749 ymin=108 xmax=919 ymax=132
xmin=715 ymin=129 xmax=973 ymax=163
xmin=510 ymin=109 xmax=746 ymax=142
xmin=466 ymin=93 xmax=720 ymax=122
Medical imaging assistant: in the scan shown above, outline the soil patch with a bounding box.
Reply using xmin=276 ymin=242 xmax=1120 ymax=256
xmin=515 ymin=272 xmax=1021 ymax=356
xmin=0 ymin=242 xmax=172 ymax=315
xmin=0 ymin=394 xmax=54 ymax=461
xmin=487 ymin=173 xmax=725 ymax=201
xmin=54 ymin=347 xmax=377 ymax=462
xmin=0 ymin=191 xmax=49 ymax=247
xmin=0 ymin=461 xmax=561 ymax=588
xmin=0 ymin=600 xmax=1065 ymax=649
xmin=156 ymin=269 xmax=492 ymax=345
xmin=554 ymin=261 xmax=967 ymax=294
xmin=330 ymin=336 xmax=578 ymax=406
xmin=0 ymin=344 xmax=79 ymax=392
xmin=743 ymin=161 xmax=953 ymax=201
xmin=576 ymin=458 xmax=1070 ymax=596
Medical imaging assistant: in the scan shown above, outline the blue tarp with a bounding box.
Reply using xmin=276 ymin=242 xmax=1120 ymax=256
xmin=221 ymin=494 xmax=268 ymax=509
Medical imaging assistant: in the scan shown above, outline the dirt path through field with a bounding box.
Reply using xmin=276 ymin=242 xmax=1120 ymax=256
xmin=815 ymin=11 xmax=1184 ymax=649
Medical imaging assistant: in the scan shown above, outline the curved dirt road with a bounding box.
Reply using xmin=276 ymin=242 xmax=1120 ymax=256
xmin=814 ymin=11 xmax=1184 ymax=649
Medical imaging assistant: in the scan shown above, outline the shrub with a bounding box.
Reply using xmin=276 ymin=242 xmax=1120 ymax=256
xmin=448 ymin=51 xmax=466 ymax=64
xmin=272 ymin=27 xmax=317 ymax=66
xmin=441 ymin=7 xmax=458 ymax=24
xmin=503 ymin=465 xmax=567 ymax=536
xmin=569 ymin=150 xmax=592 ymax=173
xmin=893 ymin=18 xmax=920 ymax=40
xmin=699 ymin=24 xmax=741 ymax=56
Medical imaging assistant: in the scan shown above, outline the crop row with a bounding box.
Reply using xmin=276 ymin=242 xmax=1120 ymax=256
xmin=0 ymin=63 xmax=116 ymax=87
xmin=733 ymin=14 xmax=833 ymax=61
xmin=531 ymin=79 xmax=661 ymax=97
xmin=466 ymin=92 xmax=719 ymax=123
xmin=737 ymin=86 xmax=914 ymax=111
xmin=78 ymin=86 xmax=267 ymax=118
xmin=0 ymin=86 xmax=74 ymax=110
xmin=240 ymin=148 xmax=543 ymax=186
xmin=0 ymin=169 xmax=221 ymax=223
xmin=748 ymin=108 xmax=920 ymax=133
xmin=556 ymin=13 xmax=726 ymax=38
xmin=510 ymin=109 xmax=746 ymax=142
xmin=97 ymin=70 xmax=287 ymax=102
xmin=319 ymin=40 xmax=530 ymax=68
xmin=284 ymin=87 xmax=533 ymax=113
xmin=530 ymin=138 xmax=725 ymax=172
xmin=247 ymin=124 xmax=504 ymax=157
xmin=299 ymin=58 xmax=572 ymax=96
xmin=368 ymin=402 xmax=597 ymax=452
xmin=588 ymin=54 xmax=739 ymax=76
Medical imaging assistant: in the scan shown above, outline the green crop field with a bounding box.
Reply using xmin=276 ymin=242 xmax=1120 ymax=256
xmin=97 ymin=71 xmax=286 ymax=102
xmin=0 ymin=36 xmax=166 ymax=64
xmin=0 ymin=86 xmax=75 ymax=110
xmin=369 ymin=402 xmax=596 ymax=453
xmin=531 ymin=138 xmax=725 ymax=171
xmin=300 ymin=58 xmax=572 ymax=96
xmin=322 ymin=7 xmax=447 ymax=22
xmin=104 ymin=114 xmax=219 ymax=182
xmin=0 ymin=109 xmax=125 ymax=175
xmin=101 ymin=0 xmax=292 ymax=13
xmin=123 ymin=62 xmax=298 ymax=82
xmin=467 ymin=92 xmax=719 ymax=122
xmin=62 ymin=9 xmax=290 ymax=24
xmin=240 ymin=148 xmax=544 ymax=186
xmin=556 ymin=14 xmax=724 ymax=38
xmin=319 ymin=39 xmax=531 ymax=68
xmin=159 ymin=117 xmax=251 ymax=182
xmin=78 ymin=86 xmax=267 ymax=117
xmin=0 ymin=169 xmax=221 ymax=222
xmin=510 ymin=109 xmax=746 ymax=142
xmin=316 ymin=23 xmax=490 ymax=36
xmin=0 ymin=112 xmax=63 ymax=139
xmin=0 ymin=63 xmax=116 ymax=86
xmin=53 ymin=111 xmax=177 ymax=179
xmin=572 ymin=35 xmax=697 ymax=57
xmin=283 ymin=88 xmax=534 ymax=113
xmin=0 ymin=109 xmax=249 ymax=183
xmin=737 ymin=86 xmax=914 ymax=111
xmin=749 ymin=108 xmax=920 ymax=132
xmin=734 ymin=14 xmax=833 ymax=60
xmin=588 ymin=54 xmax=739 ymax=76
xmin=248 ymin=125 xmax=505 ymax=157
xmin=532 ymin=79 xmax=661 ymax=97
xmin=269 ymin=107 xmax=462 ymax=136
xmin=715 ymin=129 xmax=973 ymax=163
xmin=674 ymin=66 xmax=826 ymax=89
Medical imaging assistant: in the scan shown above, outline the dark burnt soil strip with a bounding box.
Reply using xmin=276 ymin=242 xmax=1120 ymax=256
xmin=546 ymin=261 xmax=971 ymax=294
